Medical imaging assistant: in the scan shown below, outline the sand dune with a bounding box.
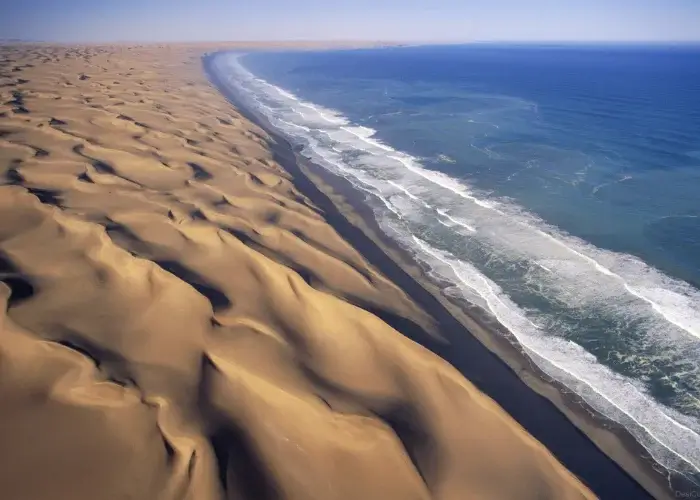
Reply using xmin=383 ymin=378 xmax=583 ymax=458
xmin=0 ymin=44 xmax=594 ymax=499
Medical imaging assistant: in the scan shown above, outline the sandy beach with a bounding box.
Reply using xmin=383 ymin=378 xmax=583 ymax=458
xmin=0 ymin=42 xmax=678 ymax=499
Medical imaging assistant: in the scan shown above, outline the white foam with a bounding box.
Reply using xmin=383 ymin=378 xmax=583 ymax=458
xmin=436 ymin=208 xmax=476 ymax=233
xmin=277 ymin=118 xmax=312 ymax=133
xmin=387 ymin=181 xmax=433 ymax=209
xmin=340 ymin=126 xmax=394 ymax=151
xmin=536 ymin=262 xmax=553 ymax=273
xmin=389 ymin=154 xmax=503 ymax=212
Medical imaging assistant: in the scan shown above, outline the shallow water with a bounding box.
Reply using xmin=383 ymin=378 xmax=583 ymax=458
xmin=213 ymin=44 xmax=700 ymax=483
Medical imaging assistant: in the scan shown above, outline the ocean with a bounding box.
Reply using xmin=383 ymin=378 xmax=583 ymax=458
xmin=212 ymin=44 xmax=700 ymax=483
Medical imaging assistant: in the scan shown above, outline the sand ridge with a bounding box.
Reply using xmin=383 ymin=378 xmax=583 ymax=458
xmin=0 ymin=44 xmax=594 ymax=499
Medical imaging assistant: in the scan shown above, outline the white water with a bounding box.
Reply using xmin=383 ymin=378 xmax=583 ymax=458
xmin=213 ymin=53 xmax=700 ymax=480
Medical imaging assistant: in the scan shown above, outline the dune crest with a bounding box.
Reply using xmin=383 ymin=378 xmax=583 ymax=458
xmin=0 ymin=44 xmax=594 ymax=499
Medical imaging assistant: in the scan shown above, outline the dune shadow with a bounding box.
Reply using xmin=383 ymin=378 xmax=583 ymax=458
xmin=378 ymin=403 xmax=438 ymax=490
xmin=5 ymin=165 xmax=23 ymax=184
xmin=55 ymin=337 xmax=137 ymax=388
xmin=27 ymin=187 xmax=62 ymax=207
xmin=187 ymin=162 xmax=213 ymax=181
xmin=0 ymin=254 xmax=35 ymax=307
xmin=154 ymin=260 xmax=232 ymax=312
xmin=200 ymin=357 xmax=281 ymax=499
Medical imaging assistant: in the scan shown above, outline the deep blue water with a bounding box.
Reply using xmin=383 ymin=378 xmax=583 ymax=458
xmin=213 ymin=45 xmax=700 ymax=481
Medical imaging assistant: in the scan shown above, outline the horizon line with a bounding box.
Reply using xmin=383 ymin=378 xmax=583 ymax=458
xmin=2 ymin=38 xmax=700 ymax=45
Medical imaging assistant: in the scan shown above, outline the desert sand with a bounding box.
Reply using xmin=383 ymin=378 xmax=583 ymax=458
xmin=0 ymin=43 xmax=601 ymax=499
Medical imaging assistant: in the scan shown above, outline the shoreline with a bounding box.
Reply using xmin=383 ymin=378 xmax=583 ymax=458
xmin=203 ymin=50 xmax=695 ymax=499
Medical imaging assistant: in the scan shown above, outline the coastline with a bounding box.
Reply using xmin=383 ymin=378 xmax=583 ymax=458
xmin=203 ymin=50 xmax=695 ymax=499
xmin=1 ymin=42 xmax=601 ymax=500
xmin=0 ymin=41 xmax=691 ymax=499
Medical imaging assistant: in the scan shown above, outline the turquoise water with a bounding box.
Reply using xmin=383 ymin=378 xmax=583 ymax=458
xmin=213 ymin=45 xmax=700 ymax=482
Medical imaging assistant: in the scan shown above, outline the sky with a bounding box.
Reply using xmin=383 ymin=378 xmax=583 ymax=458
xmin=2 ymin=0 xmax=699 ymax=43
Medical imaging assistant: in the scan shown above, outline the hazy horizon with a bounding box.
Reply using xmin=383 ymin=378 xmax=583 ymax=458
xmin=2 ymin=0 xmax=699 ymax=44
